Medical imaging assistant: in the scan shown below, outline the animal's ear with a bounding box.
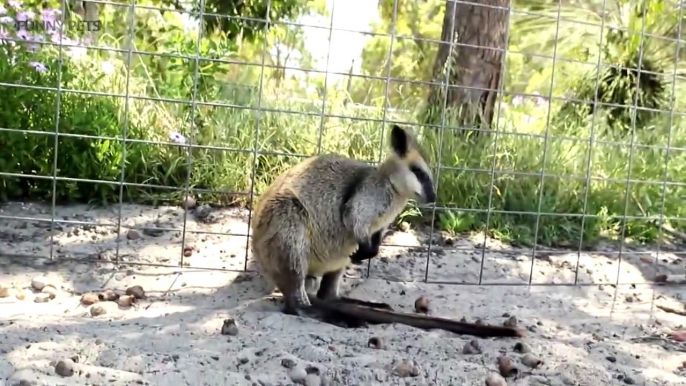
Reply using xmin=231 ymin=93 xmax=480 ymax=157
xmin=390 ymin=124 xmax=409 ymax=157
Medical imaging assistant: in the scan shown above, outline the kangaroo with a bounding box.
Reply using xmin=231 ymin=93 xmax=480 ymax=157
xmin=349 ymin=226 xmax=387 ymax=265
xmin=250 ymin=124 xmax=524 ymax=338
xmin=251 ymin=124 xmax=434 ymax=316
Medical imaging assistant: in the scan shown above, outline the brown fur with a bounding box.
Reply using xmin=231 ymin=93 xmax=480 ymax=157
xmin=250 ymin=125 xmax=435 ymax=315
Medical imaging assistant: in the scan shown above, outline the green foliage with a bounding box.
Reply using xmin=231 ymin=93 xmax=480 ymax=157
xmin=1 ymin=0 xmax=685 ymax=249
xmin=514 ymin=0 xmax=683 ymax=133
xmin=151 ymin=0 xmax=328 ymax=41
xmin=354 ymin=0 xmax=443 ymax=108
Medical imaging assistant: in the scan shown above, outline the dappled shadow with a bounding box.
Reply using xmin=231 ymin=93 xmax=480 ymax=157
xmin=2 ymin=269 xmax=686 ymax=385
xmin=0 ymin=201 xmax=261 ymax=296
xmin=2 ymin=201 xmax=686 ymax=384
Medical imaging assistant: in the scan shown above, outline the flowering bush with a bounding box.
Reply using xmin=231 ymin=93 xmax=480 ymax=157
xmin=0 ymin=1 xmax=218 ymax=205
xmin=0 ymin=2 xmax=140 ymax=202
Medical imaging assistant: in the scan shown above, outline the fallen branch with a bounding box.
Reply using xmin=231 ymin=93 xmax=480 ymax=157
xmin=654 ymin=274 xmax=686 ymax=284
xmin=656 ymin=304 xmax=686 ymax=317
xmin=308 ymin=296 xmax=525 ymax=338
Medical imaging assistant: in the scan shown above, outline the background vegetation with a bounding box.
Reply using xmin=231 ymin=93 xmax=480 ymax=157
xmin=0 ymin=0 xmax=684 ymax=248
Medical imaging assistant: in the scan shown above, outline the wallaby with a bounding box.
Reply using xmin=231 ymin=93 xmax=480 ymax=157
xmin=349 ymin=226 xmax=387 ymax=265
xmin=304 ymin=226 xmax=387 ymax=299
xmin=250 ymin=124 xmax=524 ymax=338
xmin=251 ymin=124 xmax=434 ymax=315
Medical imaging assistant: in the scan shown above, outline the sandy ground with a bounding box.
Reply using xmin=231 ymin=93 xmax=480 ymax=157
xmin=1 ymin=201 xmax=686 ymax=385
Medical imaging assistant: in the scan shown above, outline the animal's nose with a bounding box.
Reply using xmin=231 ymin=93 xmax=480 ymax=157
xmin=424 ymin=189 xmax=437 ymax=204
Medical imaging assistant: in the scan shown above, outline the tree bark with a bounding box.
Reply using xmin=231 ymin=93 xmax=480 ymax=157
xmin=428 ymin=0 xmax=509 ymax=131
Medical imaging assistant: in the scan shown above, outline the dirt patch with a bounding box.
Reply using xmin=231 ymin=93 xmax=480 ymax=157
xmin=1 ymin=201 xmax=685 ymax=385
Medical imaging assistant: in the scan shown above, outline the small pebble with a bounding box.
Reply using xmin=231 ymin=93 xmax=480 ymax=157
xmin=485 ymin=372 xmax=507 ymax=386
xmin=497 ymin=356 xmax=518 ymax=378
xmin=504 ymin=316 xmax=517 ymax=328
xmin=521 ymin=353 xmax=543 ymax=369
xmin=513 ymin=342 xmax=530 ymax=353
xmin=221 ymin=318 xmax=239 ymax=336
xmin=98 ymin=290 xmax=119 ymax=302
xmin=606 ymin=355 xmax=617 ymax=363
xmin=31 ymin=275 xmax=49 ymax=291
xmin=304 ymin=374 xmax=321 ymax=386
xmin=15 ymin=289 xmax=30 ymax=301
xmin=368 ymin=337 xmax=382 ymax=349
xmin=305 ymin=366 xmax=320 ymax=375
xmin=398 ymin=221 xmax=410 ymax=232
xmin=0 ymin=287 xmax=14 ymax=298
xmin=126 ymin=230 xmax=141 ymax=240
xmin=288 ymin=367 xmax=307 ymax=384
xmin=392 ymin=361 xmax=419 ymax=377
xmin=125 ymin=285 xmax=145 ymax=299
xmin=80 ymin=293 xmax=99 ymax=305
xmin=34 ymin=293 xmax=51 ymax=303
xmin=195 ymin=204 xmax=212 ymax=219
xmin=55 ymin=359 xmax=75 ymax=377
xmin=281 ymin=358 xmax=297 ymax=369
xmin=117 ymin=295 xmax=136 ymax=307
xmin=182 ymin=196 xmax=197 ymax=209
xmin=183 ymin=246 xmax=193 ymax=257
xmin=624 ymin=376 xmax=635 ymax=384
xmin=462 ymin=339 xmax=482 ymax=355
xmin=41 ymin=285 xmax=57 ymax=299
xmin=414 ymin=297 xmax=429 ymax=313
xmin=90 ymin=305 xmax=107 ymax=317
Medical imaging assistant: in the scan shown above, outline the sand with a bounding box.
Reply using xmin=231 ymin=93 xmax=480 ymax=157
xmin=1 ymin=200 xmax=686 ymax=385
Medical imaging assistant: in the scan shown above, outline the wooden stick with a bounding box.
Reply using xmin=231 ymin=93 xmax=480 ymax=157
xmin=656 ymin=304 xmax=686 ymax=317
xmin=654 ymin=274 xmax=686 ymax=284
xmin=308 ymin=297 xmax=525 ymax=338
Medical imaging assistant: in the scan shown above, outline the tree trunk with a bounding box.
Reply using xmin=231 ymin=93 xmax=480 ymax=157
xmin=427 ymin=0 xmax=509 ymax=131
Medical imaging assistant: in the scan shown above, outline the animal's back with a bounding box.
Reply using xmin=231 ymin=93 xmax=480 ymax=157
xmin=251 ymin=153 xmax=375 ymax=276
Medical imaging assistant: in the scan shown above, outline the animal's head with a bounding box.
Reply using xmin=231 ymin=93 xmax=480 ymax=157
xmin=386 ymin=124 xmax=436 ymax=204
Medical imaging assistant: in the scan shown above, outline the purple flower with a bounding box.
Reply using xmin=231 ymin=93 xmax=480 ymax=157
xmin=16 ymin=29 xmax=29 ymax=39
xmin=41 ymin=8 xmax=59 ymax=23
xmin=28 ymin=61 xmax=47 ymax=72
xmin=169 ymin=131 xmax=187 ymax=145
xmin=16 ymin=10 xmax=34 ymax=22
xmin=7 ymin=0 xmax=21 ymax=9
xmin=532 ymin=91 xmax=547 ymax=107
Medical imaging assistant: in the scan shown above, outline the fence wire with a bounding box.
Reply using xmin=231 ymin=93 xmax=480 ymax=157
xmin=0 ymin=0 xmax=684 ymax=297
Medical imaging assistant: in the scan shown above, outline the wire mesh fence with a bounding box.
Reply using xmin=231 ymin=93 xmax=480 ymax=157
xmin=0 ymin=0 xmax=684 ymax=292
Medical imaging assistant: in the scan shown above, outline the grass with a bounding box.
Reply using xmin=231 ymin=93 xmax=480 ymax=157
xmin=1 ymin=40 xmax=685 ymax=249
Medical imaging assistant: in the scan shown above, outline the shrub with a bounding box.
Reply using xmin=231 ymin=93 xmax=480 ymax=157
xmin=1 ymin=2 xmax=684 ymax=250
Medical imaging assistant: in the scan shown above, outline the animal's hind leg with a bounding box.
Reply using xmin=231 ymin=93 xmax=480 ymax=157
xmin=272 ymin=254 xmax=311 ymax=316
xmin=261 ymin=217 xmax=314 ymax=316
xmin=317 ymin=269 xmax=393 ymax=311
xmin=316 ymin=269 xmax=344 ymax=300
